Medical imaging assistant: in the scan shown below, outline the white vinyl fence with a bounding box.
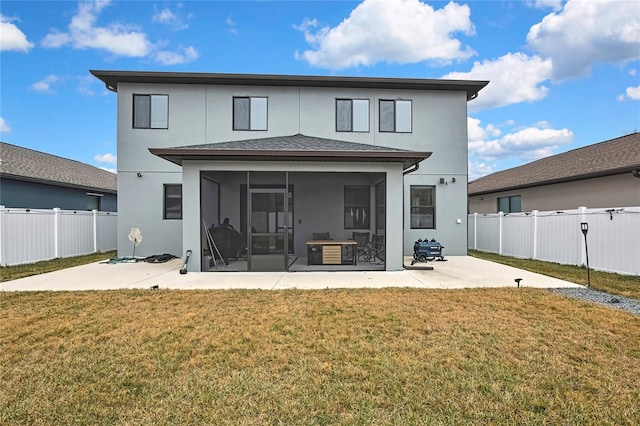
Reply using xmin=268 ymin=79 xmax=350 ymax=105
xmin=468 ymin=206 xmax=640 ymax=276
xmin=0 ymin=206 xmax=117 ymax=267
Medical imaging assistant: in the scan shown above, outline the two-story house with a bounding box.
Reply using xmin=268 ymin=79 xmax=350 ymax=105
xmin=91 ymin=70 xmax=487 ymax=272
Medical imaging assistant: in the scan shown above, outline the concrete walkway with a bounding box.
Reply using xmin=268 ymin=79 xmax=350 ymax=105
xmin=1 ymin=256 xmax=583 ymax=291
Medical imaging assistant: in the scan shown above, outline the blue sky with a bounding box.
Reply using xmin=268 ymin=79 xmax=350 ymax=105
xmin=1 ymin=0 xmax=639 ymax=179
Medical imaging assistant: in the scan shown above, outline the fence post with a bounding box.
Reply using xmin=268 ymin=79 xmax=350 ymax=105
xmin=53 ymin=208 xmax=61 ymax=259
xmin=473 ymin=212 xmax=478 ymax=250
xmin=498 ymin=211 xmax=504 ymax=255
xmin=93 ymin=210 xmax=98 ymax=253
xmin=578 ymin=206 xmax=587 ymax=266
xmin=532 ymin=210 xmax=538 ymax=260
xmin=0 ymin=206 xmax=5 ymax=266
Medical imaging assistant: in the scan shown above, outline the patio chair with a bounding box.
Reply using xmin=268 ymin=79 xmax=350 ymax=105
xmin=368 ymin=234 xmax=385 ymax=264
xmin=312 ymin=232 xmax=330 ymax=241
xmin=352 ymin=231 xmax=371 ymax=262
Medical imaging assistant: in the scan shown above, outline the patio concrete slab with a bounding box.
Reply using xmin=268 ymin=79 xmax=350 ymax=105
xmin=1 ymin=256 xmax=583 ymax=292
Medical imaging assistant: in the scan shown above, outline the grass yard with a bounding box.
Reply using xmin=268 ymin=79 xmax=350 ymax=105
xmin=1 ymin=288 xmax=639 ymax=425
xmin=0 ymin=251 xmax=116 ymax=283
xmin=470 ymin=250 xmax=640 ymax=300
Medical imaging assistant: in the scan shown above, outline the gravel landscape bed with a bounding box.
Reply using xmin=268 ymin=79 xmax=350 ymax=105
xmin=549 ymin=288 xmax=640 ymax=316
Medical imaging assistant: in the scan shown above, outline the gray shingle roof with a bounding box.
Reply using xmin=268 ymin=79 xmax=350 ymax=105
xmin=178 ymin=133 xmax=411 ymax=152
xmin=150 ymin=134 xmax=431 ymax=170
xmin=468 ymin=133 xmax=640 ymax=195
xmin=0 ymin=142 xmax=117 ymax=193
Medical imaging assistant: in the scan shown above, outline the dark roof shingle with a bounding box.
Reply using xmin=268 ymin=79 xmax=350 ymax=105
xmin=0 ymin=142 xmax=117 ymax=192
xmin=150 ymin=133 xmax=431 ymax=169
xmin=468 ymin=133 xmax=640 ymax=195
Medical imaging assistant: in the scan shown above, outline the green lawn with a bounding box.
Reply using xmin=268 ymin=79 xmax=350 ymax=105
xmin=469 ymin=250 xmax=640 ymax=300
xmin=1 ymin=289 xmax=639 ymax=425
xmin=0 ymin=251 xmax=116 ymax=282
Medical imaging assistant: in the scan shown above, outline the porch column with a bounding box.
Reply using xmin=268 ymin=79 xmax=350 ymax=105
xmin=182 ymin=165 xmax=200 ymax=273
xmin=385 ymin=167 xmax=404 ymax=271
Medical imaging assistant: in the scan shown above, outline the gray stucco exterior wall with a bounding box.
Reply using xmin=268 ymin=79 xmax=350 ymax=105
xmin=113 ymin=81 xmax=472 ymax=264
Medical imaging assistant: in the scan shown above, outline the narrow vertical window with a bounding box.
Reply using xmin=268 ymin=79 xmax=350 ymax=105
xmin=344 ymin=185 xmax=370 ymax=229
xmin=164 ymin=184 xmax=182 ymax=219
xmin=133 ymin=94 xmax=168 ymax=129
xmin=233 ymin=97 xmax=268 ymax=130
xmin=410 ymin=186 xmax=435 ymax=229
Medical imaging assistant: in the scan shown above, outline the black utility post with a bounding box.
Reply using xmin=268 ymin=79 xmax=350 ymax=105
xmin=580 ymin=222 xmax=590 ymax=287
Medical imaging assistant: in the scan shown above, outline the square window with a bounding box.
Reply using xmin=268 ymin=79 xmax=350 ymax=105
xmin=133 ymin=94 xmax=168 ymax=129
xmin=336 ymin=99 xmax=369 ymax=132
xmin=233 ymin=97 xmax=268 ymax=130
xmin=379 ymin=99 xmax=412 ymax=133
xmin=410 ymin=186 xmax=435 ymax=229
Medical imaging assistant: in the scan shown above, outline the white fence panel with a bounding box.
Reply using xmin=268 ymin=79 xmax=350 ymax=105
xmin=475 ymin=214 xmax=501 ymax=253
xmin=469 ymin=206 xmax=639 ymax=276
xmin=502 ymin=213 xmax=533 ymax=259
xmin=59 ymin=211 xmax=94 ymax=258
xmin=1 ymin=209 xmax=56 ymax=266
xmin=97 ymin=212 xmax=117 ymax=252
xmin=0 ymin=206 xmax=117 ymax=267
xmin=536 ymin=212 xmax=582 ymax=265
xmin=586 ymin=207 xmax=640 ymax=275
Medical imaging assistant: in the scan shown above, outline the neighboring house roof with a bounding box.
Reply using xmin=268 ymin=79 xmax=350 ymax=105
xmin=468 ymin=133 xmax=640 ymax=195
xmin=0 ymin=142 xmax=117 ymax=193
xmin=149 ymin=133 xmax=431 ymax=170
xmin=90 ymin=70 xmax=489 ymax=101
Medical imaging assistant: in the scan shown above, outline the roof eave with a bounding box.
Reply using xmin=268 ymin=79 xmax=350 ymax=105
xmin=90 ymin=70 xmax=488 ymax=101
xmin=1 ymin=173 xmax=117 ymax=194
xmin=149 ymin=148 xmax=431 ymax=170
xmin=468 ymin=166 xmax=639 ymax=196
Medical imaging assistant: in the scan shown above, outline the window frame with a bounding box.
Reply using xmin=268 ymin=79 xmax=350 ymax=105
xmin=133 ymin=94 xmax=169 ymax=129
xmin=497 ymin=195 xmax=522 ymax=213
xmin=410 ymin=185 xmax=435 ymax=229
xmin=379 ymin=99 xmax=412 ymax=133
xmin=163 ymin=184 xmax=183 ymax=220
xmin=233 ymin=96 xmax=268 ymax=131
xmin=335 ymin=98 xmax=370 ymax=132
xmin=344 ymin=185 xmax=370 ymax=229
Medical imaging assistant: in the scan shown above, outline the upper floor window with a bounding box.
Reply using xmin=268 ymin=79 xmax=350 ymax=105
xmin=233 ymin=97 xmax=267 ymax=130
xmin=379 ymin=99 xmax=412 ymax=133
xmin=498 ymin=195 xmax=521 ymax=213
xmin=336 ymin=99 xmax=369 ymax=132
xmin=133 ymin=94 xmax=168 ymax=129
xmin=410 ymin=186 xmax=435 ymax=229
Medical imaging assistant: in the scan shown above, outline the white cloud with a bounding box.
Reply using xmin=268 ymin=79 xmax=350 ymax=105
xmin=444 ymin=52 xmax=553 ymax=111
xmin=469 ymin=123 xmax=573 ymax=163
xmin=295 ymin=0 xmax=475 ymax=70
xmin=468 ymin=160 xmax=495 ymax=181
xmin=0 ymin=117 xmax=11 ymax=133
xmin=155 ymin=46 xmax=199 ymax=65
xmin=0 ymin=14 xmax=34 ymax=52
xmin=94 ymin=153 xmax=117 ymax=165
xmin=30 ymin=74 xmax=60 ymax=93
xmin=624 ymin=85 xmax=640 ymax=100
xmin=99 ymin=167 xmax=117 ymax=174
xmin=527 ymin=0 xmax=564 ymax=12
xmin=226 ymin=16 xmax=238 ymax=35
xmin=41 ymin=1 xmax=198 ymax=65
xmin=527 ymin=0 xmax=640 ymax=81
xmin=153 ymin=5 xmax=189 ymax=30
xmin=42 ymin=0 xmax=152 ymax=57
xmin=630 ymin=69 xmax=637 ymax=77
